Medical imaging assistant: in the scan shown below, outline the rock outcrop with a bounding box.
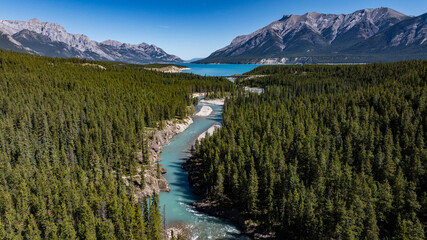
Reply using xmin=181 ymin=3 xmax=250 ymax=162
xmin=123 ymin=117 xmax=194 ymax=202
xmin=146 ymin=118 xmax=194 ymax=164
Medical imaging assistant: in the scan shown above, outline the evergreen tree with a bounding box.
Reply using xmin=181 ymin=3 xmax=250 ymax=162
xmin=148 ymin=194 xmax=162 ymax=240
xmin=190 ymin=61 xmax=427 ymax=239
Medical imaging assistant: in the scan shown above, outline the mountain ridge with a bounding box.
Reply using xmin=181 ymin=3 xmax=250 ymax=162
xmin=198 ymin=7 xmax=426 ymax=64
xmin=0 ymin=18 xmax=183 ymax=64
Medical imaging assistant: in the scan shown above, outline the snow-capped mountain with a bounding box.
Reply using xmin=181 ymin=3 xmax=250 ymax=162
xmin=198 ymin=7 xmax=426 ymax=64
xmin=0 ymin=18 xmax=183 ymax=63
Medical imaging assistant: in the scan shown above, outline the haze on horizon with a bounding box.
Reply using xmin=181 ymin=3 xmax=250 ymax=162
xmin=1 ymin=0 xmax=426 ymax=60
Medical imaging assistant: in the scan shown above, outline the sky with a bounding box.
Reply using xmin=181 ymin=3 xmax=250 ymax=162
xmin=1 ymin=0 xmax=426 ymax=59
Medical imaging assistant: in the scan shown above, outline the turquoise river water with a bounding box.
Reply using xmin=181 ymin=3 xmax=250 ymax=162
xmin=158 ymin=64 xmax=257 ymax=239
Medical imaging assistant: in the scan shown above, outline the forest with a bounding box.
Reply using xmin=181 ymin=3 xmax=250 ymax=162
xmin=192 ymin=61 xmax=427 ymax=239
xmin=0 ymin=50 xmax=233 ymax=239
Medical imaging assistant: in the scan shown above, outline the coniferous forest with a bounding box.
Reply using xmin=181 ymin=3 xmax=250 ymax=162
xmin=192 ymin=61 xmax=427 ymax=239
xmin=1 ymin=48 xmax=426 ymax=240
xmin=0 ymin=50 xmax=233 ymax=239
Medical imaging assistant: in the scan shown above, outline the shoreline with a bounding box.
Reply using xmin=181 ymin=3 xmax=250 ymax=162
xmin=199 ymin=98 xmax=225 ymax=105
xmin=140 ymin=95 xmax=222 ymax=197
xmin=147 ymin=65 xmax=190 ymax=73
xmin=195 ymin=105 xmax=213 ymax=117
xmin=191 ymin=201 xmax=275 ymax=240
xmin=132 ymin=97 xmax=217 ymax=202
xmin=124 ymin=117 xmax=194 ymax=202
xmin=192 ymin=92 xmax=206 ymax=98
xmin=183 ymin=167 xmax=275 ymax=239
xmin=183 ymin=115 xmax=275 ymax=239
xmin=151 ymin=96 xmax=248 ymax=239
xmin=197 ymin=123 xmax=221 ymax=142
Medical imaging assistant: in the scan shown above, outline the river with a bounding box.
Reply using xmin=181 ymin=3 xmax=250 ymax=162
xmin=158 ymin=64 xmax=257 ymax=239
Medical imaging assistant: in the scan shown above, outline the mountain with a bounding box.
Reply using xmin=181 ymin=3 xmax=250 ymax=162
xmin=0 ymin=30 xmax=37 ymax=54
xmin=0 ymin=18 xmax=183 ymax=63
xmin=185 ymin=58 xmax=204 ymax=62
xmin=198 ymin=7 xmax=426 ymax=64
xmin=11 ymin=29 xmax=84 ymax=58
xmin=344 ymin=13 xmax=427 ymax=57
xmin=98 ymin=40 xmax=182 ymax=63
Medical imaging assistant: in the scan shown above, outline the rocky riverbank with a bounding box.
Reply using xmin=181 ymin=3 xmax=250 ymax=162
xmin=183 ymin=162 xmax=276 ymax=239
xmin=191 ymin=201 xmax=275 ymax=240
xmin=195 ymin=105 xmax=213 ymax=117
xmin=183 ymin=123 xmax=275 ymax=240
xmin=123 ymin=117 xmax=194 ymax=202
xmin=199 ymin=98 xmax=224 ymax=105
xmin=197 ymin=123 xmax=221 ymax=142
xmin=146 ymin=117 xmax=194 ymax=164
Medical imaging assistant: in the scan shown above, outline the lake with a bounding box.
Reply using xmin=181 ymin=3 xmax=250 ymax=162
xmin=177 ymin=63 xmax=260 ymax=76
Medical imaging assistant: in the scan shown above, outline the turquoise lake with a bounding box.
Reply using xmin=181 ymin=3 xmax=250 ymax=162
xmin=178 ymin=63 xmax=260 ymax=76
xmin=158 ymin=64 xmax=258 ymax=239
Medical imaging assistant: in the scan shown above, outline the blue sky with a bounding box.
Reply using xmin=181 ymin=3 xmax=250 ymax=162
xmin=1 ymin=0 xmax=426 ymax=59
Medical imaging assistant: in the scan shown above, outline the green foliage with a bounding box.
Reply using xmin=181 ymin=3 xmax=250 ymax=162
xmin=0 ymin=50 xmax=233 ymax=239
xmin=193 ymin=61 xmax=427 ymax=239
xmin=147 ymin=194 xmax=162 ymax=240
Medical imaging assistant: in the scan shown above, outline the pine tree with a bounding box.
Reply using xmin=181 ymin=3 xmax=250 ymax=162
xmin=246 ymin=166 xmax=259 ymax=213
xmin=58 ymin=204 xmax=77 ymax=240
xmin=148 ymin=194 xmax=162 ymax=240
xmin=96 ymin=220 xmax=116 ymax=240
xmin=25 ymin=214 xmax=42 ymax=240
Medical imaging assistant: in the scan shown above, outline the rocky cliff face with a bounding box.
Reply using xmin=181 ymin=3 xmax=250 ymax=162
xmin=146 ymin=118 xmax=194 ymax=165
xmin=0 ymin=18 xmax=183 ymax=63
xmin=344 ymin=13 xmax=427 ymax=55
xmin=198 ymin=7 xmax=426 ymax=63
xmin=99 ymin=40 xmax=182 ymax=63
xmin=0 ymin=30 xmax=36 ymax=54
xmin=123 ymin=117 xmax=194 ymax=202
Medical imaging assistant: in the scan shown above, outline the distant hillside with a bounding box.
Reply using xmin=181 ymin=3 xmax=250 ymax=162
xmin=0 ymin=18 xmax=183 ymax=64
xmin=186 ymin=58 xmax=204 ymax=62
xmin=198 ymin=8 xmax=427 ymax=64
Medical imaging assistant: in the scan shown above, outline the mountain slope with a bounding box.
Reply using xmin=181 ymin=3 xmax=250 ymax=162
xmin=98 ymin=40 xmax=182 ymax=64
xmin=11 ymin=29 xmax=83 ymax=58
xmin=344 ymin=13 xmax=427 ymax=56
xmin=0 ymin=30 xmax=37 ymax=54
xmin=198 ymin=8 xmax=426 ymax=64
xmin=0 ymin=18 xmax=183 ymax=63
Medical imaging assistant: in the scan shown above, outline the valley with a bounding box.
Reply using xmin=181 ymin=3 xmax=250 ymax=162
xmin=0 ymin=3 xmax=426 ymax=240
